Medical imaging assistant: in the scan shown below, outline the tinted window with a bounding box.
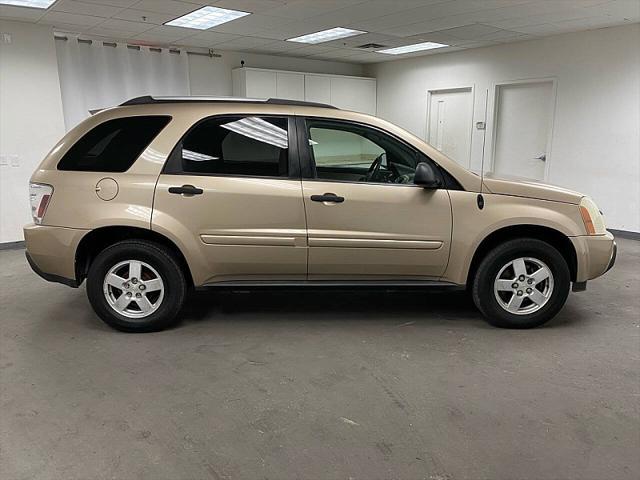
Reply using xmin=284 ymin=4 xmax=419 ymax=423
xmin=306 ymin=120 xmax=422 ymax=185
xmin=58 ymin=116 xmax=170 ymax=172
xmin=175 ymin=116 xmax=289 ymax=177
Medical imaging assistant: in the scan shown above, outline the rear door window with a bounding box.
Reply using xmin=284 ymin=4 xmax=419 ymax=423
xmin=57 ymin=116 xmax=170 ymax=172
xmin=166 ymin=116 xmax=290 ymax=178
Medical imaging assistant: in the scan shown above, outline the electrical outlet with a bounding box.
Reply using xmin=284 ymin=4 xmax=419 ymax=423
xmin=9 ymin=155 xmax=19 ymax=167
xmin=0 ymin=33 xmax=12 ymax=44
xmin=0 ymin=155 xmax=8 ymax=166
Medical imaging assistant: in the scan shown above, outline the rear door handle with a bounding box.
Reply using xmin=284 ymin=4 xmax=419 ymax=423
xmin=311 ymin=193 xmax=345 ymax=203
xmin=168 ymin=185 xmax=203 ymax=195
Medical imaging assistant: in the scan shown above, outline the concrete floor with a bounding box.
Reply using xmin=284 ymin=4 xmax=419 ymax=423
xmin=1 ymin=239 xmax=638 ymax=480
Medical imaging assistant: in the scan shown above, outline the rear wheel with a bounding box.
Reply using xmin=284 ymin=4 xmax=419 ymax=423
xmin=86 ymin=240 xmax=186 ymax=332
xmin=472 ymin=239 xmax=570 ymax=328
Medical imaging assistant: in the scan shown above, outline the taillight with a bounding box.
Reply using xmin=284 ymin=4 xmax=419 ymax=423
xmin=29 ymin=183 xmax=53 ymax=225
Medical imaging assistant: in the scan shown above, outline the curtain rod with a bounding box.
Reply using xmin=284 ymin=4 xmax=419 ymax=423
xmin=54 ymin=35 xmax=221 ymax=57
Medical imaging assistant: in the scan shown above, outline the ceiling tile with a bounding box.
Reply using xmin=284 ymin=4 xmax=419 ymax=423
xmin=112 ymin=9 xmax=175 ymax=25
xmin=98 ymin=18 xmax=155 ymax=34
xmin=0 ymin=5 xmax=47 ymax=21
xmin=440 ymin=23 xmax=502 ymax=40
xmin=245 ymin=40 xmax=306 ymax=53
xmin=175 ymin=30 xmax=239 ymax=47
xmin=251 ymin=18 xmax=337 ymax=41
xmin=202 ymin=0 xmax=288 ymax=14
xmin=78 ymin=0 xmax=138 ymax=7
xmin=280 ymin=44 xmax=336 ymax=56
xmin=51 ymin=0 xmax=123 ymax=17
xmin=130 ymin=0 xmax=200 ymax=16
xmin=85 ymin=27 xmax=141 ymax=38
xmin=213 ymin=36 xmax=279 ymax=51
xmin=207 ymin=14 xmax=292 ymax=35
xmin=319 ymin=32 xmax=397 ymax=49
xmin=132 ymin=26 xmax=193 ymax=43
xmin=262 ymin=0 xmax=364 ymax=19
xmin=39 ymin=11 xmax=105 ymax=27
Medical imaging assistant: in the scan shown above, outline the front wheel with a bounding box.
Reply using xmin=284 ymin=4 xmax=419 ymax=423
xmin=86 ymin=240 xmax=187 ymax=332
xmin=472 ymin=239 xmax=570 ymax=328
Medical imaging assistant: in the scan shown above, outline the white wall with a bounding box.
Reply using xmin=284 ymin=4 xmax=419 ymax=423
xmin=189 ymin=50 xmax=363 ymax=96
xmin=367 ymin=24 xmax=640 ymax=232
xmin=0 ymin=20 xmax=66 ymax=243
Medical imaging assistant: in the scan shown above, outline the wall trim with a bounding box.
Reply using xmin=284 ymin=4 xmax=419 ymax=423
xmin=0 ymin=241 xmax=25 ymax=250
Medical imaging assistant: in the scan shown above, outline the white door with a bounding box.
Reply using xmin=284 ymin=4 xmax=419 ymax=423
xmin=427 ymin=88 xmax=473 ymax=167
xmin=492 ymin=81 xmax=554 ymax=181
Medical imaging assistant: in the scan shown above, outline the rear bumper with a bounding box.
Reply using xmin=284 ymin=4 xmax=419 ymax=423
xmin=570 ymin=231 xmax=616 ymax=283
xmin=26 ymin=251 xmax=79 ymax=287
xmin=23 ymin=224 xmax=88 ymax=287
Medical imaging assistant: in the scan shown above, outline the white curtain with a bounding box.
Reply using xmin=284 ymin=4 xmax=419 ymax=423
xmin=55 ymin=37 xmax=190 ymax=130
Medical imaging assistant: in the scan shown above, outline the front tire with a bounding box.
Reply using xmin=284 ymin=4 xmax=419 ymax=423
xmin=86 ymin=240 xmax=186 ymax=332
xmin=472 ymin=239 xmax=570 ymax=328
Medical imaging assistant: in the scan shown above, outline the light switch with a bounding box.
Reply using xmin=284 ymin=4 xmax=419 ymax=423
xmin=0 ymin=155 xmax=8 ymax=166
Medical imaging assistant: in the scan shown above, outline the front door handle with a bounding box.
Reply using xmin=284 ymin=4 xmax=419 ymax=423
xmin=311 ymin=193 xmax=345 ymax=203
xmin=168 ymin=185 xmax=203 ymax=195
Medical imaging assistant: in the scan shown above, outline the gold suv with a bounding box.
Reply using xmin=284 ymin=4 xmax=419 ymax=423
xmin=25 ymin=97 xmax=616 ymax=332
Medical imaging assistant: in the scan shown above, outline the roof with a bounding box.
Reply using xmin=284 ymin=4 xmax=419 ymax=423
xmin=120 ymin=96 xmax=337 ymax=110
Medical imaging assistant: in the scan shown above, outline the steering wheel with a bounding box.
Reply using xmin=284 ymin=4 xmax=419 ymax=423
xmin=365 ymin=153 xmax=386 ymax=182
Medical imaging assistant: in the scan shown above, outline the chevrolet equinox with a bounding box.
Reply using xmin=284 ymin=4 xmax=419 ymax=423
xmin=25 ymin=96 xmax=616 ymax=332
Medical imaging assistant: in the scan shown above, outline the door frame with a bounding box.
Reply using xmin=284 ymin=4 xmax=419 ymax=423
xmin=485 ymin=77 xmax=558 ymax=181
xmin=425 ymin=85 xmax=475 ymax=169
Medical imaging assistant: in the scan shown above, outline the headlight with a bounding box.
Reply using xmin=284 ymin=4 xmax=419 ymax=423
xmin=29 ymin=183 xmax=53 ymax=225
xmin=579 ymin=197 xmax=606 ymax=235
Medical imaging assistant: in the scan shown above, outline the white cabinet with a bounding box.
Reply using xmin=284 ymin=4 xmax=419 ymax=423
xmin=276 ymin=72 xmax=305 ymax=100
xmin=330 ymin=77 xmax=377 ymax=115
xmin=232 ymin=67 xmax=376 ymax=114
xmin=305 ymin=75 xmax=331 ymax=104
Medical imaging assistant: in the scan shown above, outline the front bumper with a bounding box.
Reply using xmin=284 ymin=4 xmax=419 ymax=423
xmin=570 ymin=231 xmax=616 ymax=284
xmin=23 ymin=224 xmax=88 ymax=288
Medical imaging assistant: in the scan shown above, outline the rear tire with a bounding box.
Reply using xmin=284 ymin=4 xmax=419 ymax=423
xmin=86 ymin=240 xmax=186 ymax=332
xmin=472 ymin=238 xmax=570 ymax=328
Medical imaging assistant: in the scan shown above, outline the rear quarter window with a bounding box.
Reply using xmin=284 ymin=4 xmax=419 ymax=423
xmin=57 ymin=116 xmax=171 ymax=172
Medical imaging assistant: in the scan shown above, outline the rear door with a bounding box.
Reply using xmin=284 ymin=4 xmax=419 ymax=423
xmin=298 ymin=117 xmax=453 ymax=279
xmin=152 ymin=114 xmax=307 ymax=286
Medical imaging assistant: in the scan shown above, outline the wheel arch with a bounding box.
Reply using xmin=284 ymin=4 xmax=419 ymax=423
xmin=75 ymin=226 xmax=193 ymax=287
xmin=466 ymin=224 xmax=578 ymax=285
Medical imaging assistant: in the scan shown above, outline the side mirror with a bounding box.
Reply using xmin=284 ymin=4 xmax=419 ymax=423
xmin=414 ymin=162 xmax=441 ymax=188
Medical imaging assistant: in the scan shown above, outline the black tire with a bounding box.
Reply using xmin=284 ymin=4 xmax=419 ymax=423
xmin=472 ymin=238 xmax=570 ymax=329
xmin=86 ymin=240 xmax=187 ymax=332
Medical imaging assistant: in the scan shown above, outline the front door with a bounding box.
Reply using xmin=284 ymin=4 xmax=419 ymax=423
xmin=153 ymin=115 xmax=307 ymax=286
xmin=299 ymin=118 xmax=452 ymax=279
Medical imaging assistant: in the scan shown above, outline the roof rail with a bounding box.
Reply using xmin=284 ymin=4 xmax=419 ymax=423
xmin=120 ymin=95 xmax=337 ymax=109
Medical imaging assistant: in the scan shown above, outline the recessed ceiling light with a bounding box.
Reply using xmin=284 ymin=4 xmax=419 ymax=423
xmin=0 ymin=0 xmax=56 ymax=8
xmin=287 ymin=27 xmax=366 ymax=44
xmin=377 ymin=42 xmax=449 ymax=55
xmin=164 ymin=6 xmax=250 ymax=30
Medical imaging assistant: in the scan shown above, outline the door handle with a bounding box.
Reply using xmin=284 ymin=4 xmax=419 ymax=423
xmin=311 ymin=193 xmax=345 ymax=203
xmin=168 ymin=185 xmax=203 ymax=195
